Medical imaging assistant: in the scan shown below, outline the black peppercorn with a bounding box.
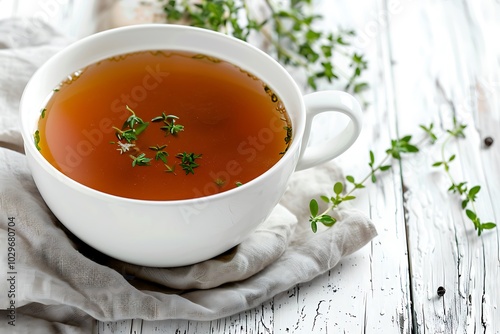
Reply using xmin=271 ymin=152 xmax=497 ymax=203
xmin=437 ymin=286 xmax=446 ymax=297
xmin=484 ymin=137 xmax=494 ymax=147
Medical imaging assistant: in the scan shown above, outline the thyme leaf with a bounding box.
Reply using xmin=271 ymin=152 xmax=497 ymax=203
xmin=130 ymin=153 xmax=151 ymax=167
xmin=176 ymin=152 xmax=202 ymax=175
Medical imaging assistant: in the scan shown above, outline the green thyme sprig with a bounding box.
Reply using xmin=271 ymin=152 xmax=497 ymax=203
xmin=309 ymin=120 xmax=496 ymax=236
xmin=130 ymin=153 xmax=151 ymax=167
xmin=113 ymin=127 xmax=138 ymax=143
xmin=176 ymin=152 xmax=202 ymax=175
xmin=152 ymin=113 xmax=185 ymax=135
xmin=113 ymin=105 xmax=149 ymax=142
xmin=161 ymin=118 xmax=184 ymax=135
xmin=34 ymin=130 xmax=41 ymax=151
xmin=162 ymin=0 xmax=368 ymax=93
xmin=149 ymin=144 xmax=169 ymax=164
xmin=123 ymin=105 xmax=147 ymax=129
xmin=422 ymin=118 xmax=496 ymax=236
xmin=309 ymin=135 xmax=419 ymax=232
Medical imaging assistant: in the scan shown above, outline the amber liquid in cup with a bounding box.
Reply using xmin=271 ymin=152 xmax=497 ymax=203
xmin=36 ymin=51 xmax=292 ymax=200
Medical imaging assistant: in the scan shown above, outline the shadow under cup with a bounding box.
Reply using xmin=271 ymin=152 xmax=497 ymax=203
xmin=20 ymin=24 xmax=357 ymax=267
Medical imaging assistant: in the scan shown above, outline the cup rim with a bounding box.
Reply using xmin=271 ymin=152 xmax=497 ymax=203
xmin=20 ymin=24 xmax=306 ymax=205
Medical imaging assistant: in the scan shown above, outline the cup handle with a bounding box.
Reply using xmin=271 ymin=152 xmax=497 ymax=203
xmin=296 ymin=91 xmax=363 ymax=171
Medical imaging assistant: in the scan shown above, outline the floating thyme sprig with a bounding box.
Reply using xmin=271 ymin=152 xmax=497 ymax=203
xmin=162 ymin=0 xmax=368 ymax=93
xmin=281 ymin=125 xmax=293 ymax=154
xmin=113 ymin=127 xmax=138 ymax=143
xmin=34 ymin=130 xmax=41 ymax=151
xmin=152 ymin=113 xmax=184 ymax=136
xmin=149 ymin=144 xmax=169 ymax=164
xmin=176 ymin=152 xmax=202 ymax=175
xmin=123 ymin=105 xmax=148 ymax=130
xmin=130 ymin=153 xmax=151 ymax=167
xmin=113 ymin=105 xmax=149 ymax=142
xmin=309 ymin=120 xmax=496 ymax=236
xmin=215 ymin=178 xmax=226 ymax=187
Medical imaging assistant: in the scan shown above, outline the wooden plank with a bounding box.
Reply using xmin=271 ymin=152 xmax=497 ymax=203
xmin=139 ymin=302 xmax=274 ymax=333
xmin=272 ymin=0 xmax=413 ymax=332
xmin=389 ymin=0 xmax=500 ymax=332
xmin=95 ymin=319 xmax=135 ymax=334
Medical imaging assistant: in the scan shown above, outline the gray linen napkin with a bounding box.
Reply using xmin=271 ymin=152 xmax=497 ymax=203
xmin=0 ymin=19 xmax=377 ymax=334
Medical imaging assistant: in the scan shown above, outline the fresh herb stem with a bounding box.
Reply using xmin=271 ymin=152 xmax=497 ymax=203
xmin=162 ymin=0 xmax=368 ymax=93
xmin=153 ymin=113 xmax=184 ymax=135
xmin=176 ymin=152 xmax=202 ymax=175
xmin=309 ymin=119 xmax=496 ymax=236
xmin=112 ymin=106 xmax=149 ymax=142
xmin=428 ymin=119 xmax=496 ymax=236
xmin=124 ymin=105 xmax=146 ymax=129
xmin=308 ymin=135 xmax=418 ymax=232
xmin=113 ymin=127 xmax=137 ymax=143
xmin=130 ymin=153 xmax=151 ymax=167
xmin=149 ymin=144 xmax=169 ymax=164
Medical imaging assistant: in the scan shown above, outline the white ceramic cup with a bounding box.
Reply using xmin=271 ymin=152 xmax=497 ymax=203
xmin=20 ymin=24 xmax=362 ymax=267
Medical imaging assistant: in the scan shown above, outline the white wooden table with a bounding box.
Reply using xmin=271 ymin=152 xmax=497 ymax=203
xmin=2 ymin=0 xmax=499 ymax=333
